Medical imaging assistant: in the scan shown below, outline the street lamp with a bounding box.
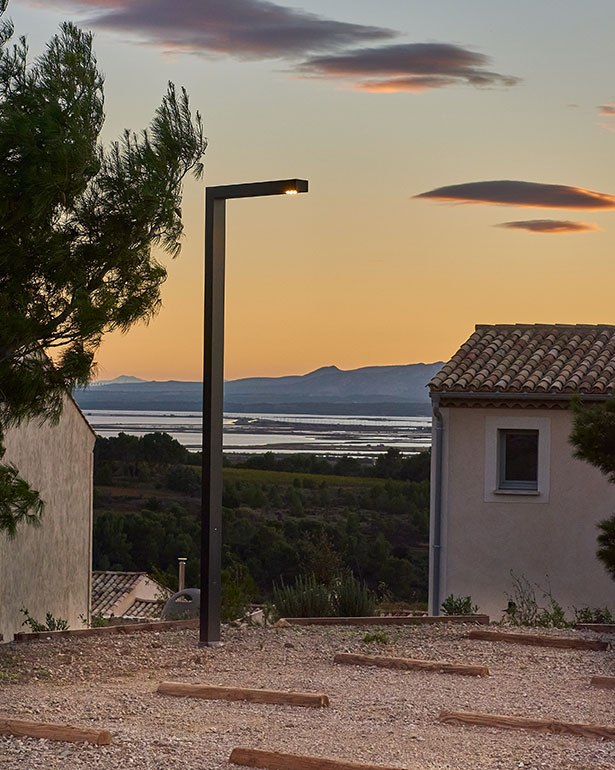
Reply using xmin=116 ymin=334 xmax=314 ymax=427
xmin=200 ymin=179 xmax=309 ymax=646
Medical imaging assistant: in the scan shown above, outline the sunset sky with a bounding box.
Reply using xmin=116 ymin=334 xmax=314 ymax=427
xmin=14 ymin=0 xmax=615 ymax=381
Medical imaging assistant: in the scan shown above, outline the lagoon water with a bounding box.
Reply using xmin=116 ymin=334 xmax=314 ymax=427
xmin=83 ymin=409 xmax=432 ymax=457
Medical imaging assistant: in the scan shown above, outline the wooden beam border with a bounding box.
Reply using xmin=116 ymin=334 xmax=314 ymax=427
xmin=334 ymin=652 xmax=488 ymax=677
xmin=157 ymin=682 xmax=329 ymax=707
xmin=275 ymin=615 xmax=489 ymax=628
xmin=229 ymin=747 xmax=407 ymax=770
xmin=439 ymin=709 xmax=615 ymax=740
xmin=0 ymin=717 xmax=112 ymax=745
xmin=468 ymin=629 xmax=609 ymax=651
xmin=14 ymin=618 xmax=199 ymax=642
xmin=590 ymin=676 xmax=615 ymax=690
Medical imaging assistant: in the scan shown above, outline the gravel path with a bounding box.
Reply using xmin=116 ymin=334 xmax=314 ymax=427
xmin=0 ymin=623 xmax=614 ymax=769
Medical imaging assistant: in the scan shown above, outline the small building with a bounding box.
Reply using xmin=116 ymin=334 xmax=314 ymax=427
xmin=428 ymin=324 xmax=615 ymax=619
xmin=0 ymin=395 xmax=95 ymax=641
xmin=91 ymin=571 xmax=171 ymax=621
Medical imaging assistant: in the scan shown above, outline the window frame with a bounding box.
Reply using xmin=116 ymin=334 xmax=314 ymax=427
xmin=484 ymin=416 xmax=550 ymax=504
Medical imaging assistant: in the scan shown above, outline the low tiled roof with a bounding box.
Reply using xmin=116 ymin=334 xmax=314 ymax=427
xmin=429 ymin=324 xmax=615 ymax=395
xmin=91 ymin=571 xmax=147 ymax=616
xmin=123 ymin=598 xmax=165 ymax=620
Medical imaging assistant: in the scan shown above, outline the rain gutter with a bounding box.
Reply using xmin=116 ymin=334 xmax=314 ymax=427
xmin=433 ymin=391 xmax=610 ymax=403
xmin=430 ymin=393 xmax=443 ymax=616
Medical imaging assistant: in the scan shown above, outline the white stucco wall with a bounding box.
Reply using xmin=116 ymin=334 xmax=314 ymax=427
xmin=0 ymin=397 xmax=95 ymax=641
xmin=429 ymin=406 xmax=615 ymax=619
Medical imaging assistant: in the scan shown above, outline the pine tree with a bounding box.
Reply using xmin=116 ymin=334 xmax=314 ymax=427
xmin=0 ymin=1 xmax=206 ymax=534
xmin=570 ymin=397 xmax=615 ymax=581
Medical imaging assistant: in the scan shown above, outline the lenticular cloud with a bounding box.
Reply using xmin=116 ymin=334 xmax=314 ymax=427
xmin=39 ymin=0 xmax=396 ymax=59
xmin=496 ymin=220 xmax=602 ymax=234
xmin=298 ymin=42 xmax=519 ymax=92
xmin=415 ymin=180 xmax=615 ymax=209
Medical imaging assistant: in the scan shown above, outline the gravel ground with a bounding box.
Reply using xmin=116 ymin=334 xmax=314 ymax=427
xmin=0 ymin=622 xmax=614 ymax=769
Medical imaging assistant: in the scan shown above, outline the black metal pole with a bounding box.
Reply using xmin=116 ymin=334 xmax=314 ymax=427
xmin=199 ymin=179 xmax=308 ymax=647
xmin=200 ymin=192 xmax=225 ymax=646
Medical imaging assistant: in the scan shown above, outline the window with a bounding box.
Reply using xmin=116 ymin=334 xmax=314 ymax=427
xmin=498 ymin=429 xmax=539 ymax=490
xmin=484 ymin=416 xmax=550 ymax=503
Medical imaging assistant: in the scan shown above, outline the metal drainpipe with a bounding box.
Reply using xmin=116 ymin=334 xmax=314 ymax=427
xmin=431 ymin=395 xmax=443 ymax=616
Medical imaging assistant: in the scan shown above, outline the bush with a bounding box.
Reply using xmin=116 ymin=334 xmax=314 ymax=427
xmin=573 ymin=606 xmax=614 ymax=624
xmin=441 ymin=594 xmax=478 ymax=616
xmin=221 ymin=564 xmax=257 ymax=622
xmin=331 ymin=572 xmax=375 ymax=617
xmin=504 ymin=573 xmax=571 ymax=628
xmin=20 ymin=608 xmax=69 ymax=632
xmin=363 ymin=630 xmax=388 ymax=644
xmin=273 ymin=574 xmax=332 ymax=618
xmin=165 ymin=464 xmax=200 ymax=495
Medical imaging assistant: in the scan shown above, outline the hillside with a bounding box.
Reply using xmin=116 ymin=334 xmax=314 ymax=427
xmin=74 ymin=362 xmax=443 ymax=414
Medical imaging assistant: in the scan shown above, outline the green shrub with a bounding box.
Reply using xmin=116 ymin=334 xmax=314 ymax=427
xmin=221 ymin=564 xmax=257 ymax=622
xmin=273 ymin=574 xmax=332 ymax=618
xmin=20 ymin=608 xmax=69 ymax=632
xmin=573 ymin=606 xmax=614 ymax=624
xmin=363 ymin=630 xmax=388 ymax=644
xmin=504 ymin=573 xmax=570 ymax=628
xmin=79 ymin=611 xmax=112 ymax=628
xmin=331 ymin=571 xmax=375 ymax=617
xmin=165 ymin=464 xmax=200 ymax=495
xmin=441 ymin=594 xmax=478 ymax=616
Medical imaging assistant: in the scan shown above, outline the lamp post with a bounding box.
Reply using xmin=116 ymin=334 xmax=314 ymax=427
xmin=200 ymin=179 xmax=309 ymax=646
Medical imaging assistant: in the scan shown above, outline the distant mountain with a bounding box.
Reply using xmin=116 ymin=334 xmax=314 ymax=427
xmin=74 ymin=363 xmax=444 ymax=415
xmin=89 ymin=375 xmax=146 ymax=387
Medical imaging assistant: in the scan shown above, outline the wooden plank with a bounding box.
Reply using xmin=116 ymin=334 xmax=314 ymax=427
xmin=13 ymin=618 xmax=199 ymax=642
xmin=334 ymin=652 xmax=489 ymax=677
xmin=229 ymin=747 xmax=407 ymax=770
xmin=0 ymin=718 xmax=112 ymax=745
xmin=157 ymin=682 xmax=329 ymax=708
xmin=576 ymin=624 xmax=615 ymax=634
xmin=275 ymin=615 xmax=489 ymax=628
xmin=439 ymin=709 xmax=615 ymax=740
xmin=468 ymin=629 xmax=609 ymax=651
xmin=590 ymin=676 xmax=615 ymax=689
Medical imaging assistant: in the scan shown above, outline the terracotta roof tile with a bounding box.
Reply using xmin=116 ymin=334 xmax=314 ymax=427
xmin=429 ymin=324 xmax=615 ymax=396
xmin=91 ymin=571 xmax=145 ymax=616
xmin=123 ymin=598 xmax=165 ymax=620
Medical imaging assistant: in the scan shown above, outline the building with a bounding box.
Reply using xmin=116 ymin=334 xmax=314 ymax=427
xmin=91 ymin=571 xmax=171 ymax=621
xmin=0 ymin=395 xmax=95 ymax=641
xmin=428 ymin=324 xmax=615 ymax=619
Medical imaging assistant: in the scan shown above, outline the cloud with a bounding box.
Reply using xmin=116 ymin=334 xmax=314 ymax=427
xmin=296 ymin=43 xmax=520 ymax=92
xmin=496 ymin=220 xmax=602 ymax=234
xmin=415 ymin=180 xmax=615 ymax=209
xmin=39 ymin=0 xmax=396 ymax=59
xmin=598 ymin=102 xmax=615 ymax=116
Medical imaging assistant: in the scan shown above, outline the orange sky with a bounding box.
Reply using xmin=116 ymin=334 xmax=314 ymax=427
xmin=17 ymin=0 xmax=615 ymax=381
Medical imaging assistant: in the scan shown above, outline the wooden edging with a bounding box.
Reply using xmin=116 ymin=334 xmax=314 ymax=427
xmin=275 ymin=615 xmax=489 ymax=628
xmin=439 ymin=709 xmax=615 ymax=740
xmin=590 ymin=676 xmax=615 ymax=690
xmin=0 ymin=717 xmax=112 ymax=745
xmin=13 ymin=618 xmax=199 ymax=642
xmin=334 ymin=652 xmax=489 ymax=677
xmin=468 ymin=629 xmax=610 ymax=651
xmin=158 ymin=682 xmax=329 ymax=708
xmin=229 ymin=747 xmax=407 ymax=770
xmin=576 ymin=624 xmax=615 ymax=634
